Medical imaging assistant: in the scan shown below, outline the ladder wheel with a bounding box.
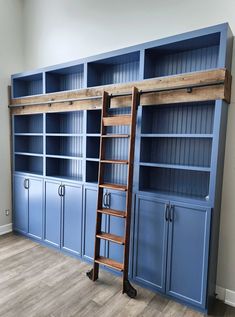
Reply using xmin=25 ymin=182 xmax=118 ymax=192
xmin=123 ymin=279 xmax=137 ymax=298
xmin=86 ymin=268 xmax=94 ymax=280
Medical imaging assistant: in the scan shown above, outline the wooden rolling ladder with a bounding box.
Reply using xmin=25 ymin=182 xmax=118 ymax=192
xmin=86 ymin=87 xmax=139 ymax=298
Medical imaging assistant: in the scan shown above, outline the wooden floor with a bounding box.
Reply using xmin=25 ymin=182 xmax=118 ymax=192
xmin=0 ymin=233 xmax=234 ymax=317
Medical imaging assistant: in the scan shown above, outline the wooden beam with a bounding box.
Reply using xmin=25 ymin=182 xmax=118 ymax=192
xmin=10 ymin=68 xmax=232 ymax=115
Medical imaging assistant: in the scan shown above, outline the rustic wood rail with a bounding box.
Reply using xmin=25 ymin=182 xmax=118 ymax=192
xmin=9 ymin=68 xmax=232 ymax=115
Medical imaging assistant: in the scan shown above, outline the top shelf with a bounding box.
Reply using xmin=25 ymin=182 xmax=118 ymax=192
xmin=11 ymin=24 xmax=233 ymax=98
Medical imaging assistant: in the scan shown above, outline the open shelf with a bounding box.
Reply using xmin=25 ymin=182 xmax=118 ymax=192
xmin=15 ymin=154 xmax=43 ymax=175
xmin=86 ymin=137 xmax=100 ymax=159
xmin=46 ymin=64 xmax=84 ymax=93
xmin=46 ymin=111 xmax=83 ymax=134
xmin=144 ymin=33 xmax=220 ymax=79
xmin=46 ymin=157 xmax=83 ymax=181
xmin=139 ymin=166 xmax=210 ymax=200
xmin=141 ymin=102 xmax=215 ymax=134
xmin=87 ymin=52 xmax=140 ymax=87
xmin=13 ymin=73 xmax=43 ymax=98
xmin=103 ymin=164 xmax=128 ymax=186
xmin=86 ymin=160 xmax=99 ymax=183
xmin=140 ymin=137 xmax=212 ymax=168
xmin=15 ymin=135 xmax=43 ymax=154
xmin=87 ymin=110 xmax=101 ymax=134
xmin=14 ymin=114 xmax=43 ymax=134
xmin=46 ymin=136 xmax=83 ymax=157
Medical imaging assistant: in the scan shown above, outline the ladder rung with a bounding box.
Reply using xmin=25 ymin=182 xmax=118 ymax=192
xmin=97 ymin=208 xmax=127 ymax=218
xmin=96 ymin=232 xmax=125 ymax=245
xmin=103 ymin=115 xmax=131 ymax=126
xmin=101 ymin=159 xmax=129 ymax=165
xmin=102 ymin=134 xmax=130 ymax=138
xmin=99 ymin=183 xmax=127 ymax=191
xmin=95 ymin=256 xmax=124 ymax=271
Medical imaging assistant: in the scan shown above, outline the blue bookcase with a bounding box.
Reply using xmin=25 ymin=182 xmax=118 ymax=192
xmin=11 ymin=23 xmax=233 ymax=314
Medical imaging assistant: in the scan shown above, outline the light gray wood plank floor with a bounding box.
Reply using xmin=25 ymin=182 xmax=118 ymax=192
xmin=0 ymin=233 xmax=234 ymax=317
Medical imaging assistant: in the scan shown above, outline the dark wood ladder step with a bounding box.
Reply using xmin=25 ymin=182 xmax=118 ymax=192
xmin=101 ymin=159 xmax=129 ymax=165
xmin=99 ymin=183 xmax=127 ymax=191
xmin=97 ymin=208 xmax=127 ymax=218
xmin=96 ymin=232 xmax=125 ymax=245
xmin=103 ymin=115 xmax=131 ymax=126
xmin=101 ymin=134 xmax=130 ymax=138
xmin=95 ymin=256 xmax=124 ymax=271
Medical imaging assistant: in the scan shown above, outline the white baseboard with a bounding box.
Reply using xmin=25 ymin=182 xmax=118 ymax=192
xmin=216 ymin=285 xmax=235 ymax=307
xmin=0 ymin=223 xmax=12 ymax=235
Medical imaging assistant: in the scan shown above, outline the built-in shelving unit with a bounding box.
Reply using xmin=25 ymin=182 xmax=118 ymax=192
xmin=144 ymin=33 xmax=220 ymax=79
xmin=13 ymin=73 xmax=43 ymax=98
xmin=137 ymin=101 xmax=215 ymax=202
xmin=87 ymin=52 xmax=140 ymax=87
xmin=12 ymin=23 xmax=231 ymax=99
xmin=46 ymin=64 xmax=84 ymax=93
xmin=11 ymin=23 xmax=233 ymax=314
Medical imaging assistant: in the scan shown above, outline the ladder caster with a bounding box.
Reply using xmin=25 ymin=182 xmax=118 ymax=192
xmin=123 ymin=280 xmax=137 ymax=298
xmin=86 ymin=268 xmax=93 ymax=280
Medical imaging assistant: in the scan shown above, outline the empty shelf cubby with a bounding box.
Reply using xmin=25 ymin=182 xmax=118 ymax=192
xmin=14 ymin=114 xmax=43 ymax=134
xmin=140 ymin=137 xmax=212 ymax=168
xmin=46 ymin=64 xmax=84 ymax=93
xmin=46 ymin=136 xmax=83 ymax=157
xmin=15 ymin=154 xmax=43 ymax=175
xmin=144 ymin=33 xmax=220 ymax=79
xmin=87 ymin=52 xmax=140 ymax=87
xmin=86 ymin=160 xmax=99 ymax=183
xmin=46 ymin=111 xmax=83 ymax=134
xmin=13 ymin=73 xmax=43 ymax=98
xmin=86 ymin=110 xmax=101 ymax=134
xmin=103 ymin=164 xmax=128 ymax=186
xmin=86 ymin=137 xmax=100 ymax=159
xmin=46 ymin=157 xmax=83 ymax=181
xmin=139 ymin=166 xmax=210 ymax=200
xmin=141 ymin=102 xmax=215 ymax=135
xmin=15 ymin=136 xmax=43 ymax=154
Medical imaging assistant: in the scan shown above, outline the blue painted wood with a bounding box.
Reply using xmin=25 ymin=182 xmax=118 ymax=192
xmin=13 ymin=175 xmax=28 ymax=233
xmin=106 ymin=190 xmax=126 ymax=263
xmin=28 ymin=178 xmax=43 ymax=239
xmin=46 ymin=111 xmax=83 ymax=134
xmin=11 ymin=23 xmax=231 ymax=98
xmin=83 ymin=186 xmax=105 ymax=260
xmin=133 ymin=195 xmax=168 ymax=292
xmin=62 ymin=183 xmax=82 ymax=255
xmin=166 ymin=202 xmax=211 ymax=308
xmin=15 ymin=154 xmax=43 ymax=175
xmin=14 ymin=114 xmax=43 ymax=134
xmin=13 ymin=73 xmax=43 ymax=98
xmin=44 ymin=180 xmax=62 ymax=247
xmin=15 ymin=135 xmax=43 ymax=154
xmin=46 ymin=64 xmax=84 ymax=93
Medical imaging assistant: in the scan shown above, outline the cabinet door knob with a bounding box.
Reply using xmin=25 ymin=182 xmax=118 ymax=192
xmin=164 ymin=204 xmax=169 ymax=221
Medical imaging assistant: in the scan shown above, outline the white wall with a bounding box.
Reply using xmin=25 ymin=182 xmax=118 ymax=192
xmin=0 ymin=0 xmax=23 ymax=229
xmin=11 ymin=0 xmax=235 ymax=296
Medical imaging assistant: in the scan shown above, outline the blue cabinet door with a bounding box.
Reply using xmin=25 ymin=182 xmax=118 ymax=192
xmin=133 ymin=195 xmax=168 ymax=293
xmin=13 ymin=175 xmax=28 ymax=233
xmin=28 ymin=178 xmax=43 ymax=239
xmin=62 ymin=183 xmax=82 ymax=255
xmin=44 ymin=180 xmax=62 ymax=247
xmin=83 ymin=186 xmax=105 ymax=260
xmin=106 ymin=190 xmax=126 ymax=263
xmin=166 ymin=202 xmax=211 ymax=308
